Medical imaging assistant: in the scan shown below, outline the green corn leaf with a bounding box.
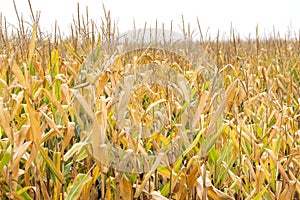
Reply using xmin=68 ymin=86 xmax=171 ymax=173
xmin=0 ymin=145 xmax=11 ymax=171
xmin=17 ymin=186 xmax=34 ymax=200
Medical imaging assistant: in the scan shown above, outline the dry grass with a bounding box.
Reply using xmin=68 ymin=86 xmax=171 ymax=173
xmin=0 ymin=3 xmax=300 ymax=200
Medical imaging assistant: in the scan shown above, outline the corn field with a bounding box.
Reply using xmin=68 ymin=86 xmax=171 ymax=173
xmin=0 ymin=3 xmax=299 ymax=200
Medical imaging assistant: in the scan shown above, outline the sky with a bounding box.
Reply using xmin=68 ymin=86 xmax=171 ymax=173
xmin=0 ymin=0 xmax=299 ymax=40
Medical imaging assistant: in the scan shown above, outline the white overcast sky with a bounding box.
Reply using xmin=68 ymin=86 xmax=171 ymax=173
xmin=0 ymin=0 xmax=299 ymax=39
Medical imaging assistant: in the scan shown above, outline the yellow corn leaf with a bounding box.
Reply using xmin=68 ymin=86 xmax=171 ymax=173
xmin=265 ymin=148 xmax=289 ymax=182
xmin=0 ymin=97 xmax=12 ymax=141
xmin=192 ymin=91 xmax=209 ymax=130
xmin=221 ymin=162 xmax=244 ymax=191
xmin=95 ymin=71 xmax=109 ymax=97
xmin=39 ymin=147 xmax=65 ymax=184
xmin=134 ymin=153 xmax=165 ymax=198
xmin=11 ymin=60 xmax=28 ymax=89
xmin=120 ymin=176 xmax=133 ymax=200
xmin=207 ymin=186 xmax=234 ymax=200
xmin=63 ymin=142 xmax=85 ymax=161
xmin=12 ymin=141 xmax=32 ymax=170
xmin=27 ymin=23 xmax=37 ymax=68
xmin=196 ymin=163 xmax=234 ymax=200
xmin=40 ymin=110 xmax=64 ymax=138
xmin=71 ymin=88 xmax=95 ymax=120
xmin=225 ymin=79 xmax=237 ymax=106
xmin=0 ymin=77 xmax=8 ymax=90
xmin=61 ymin=122 xmax=75 ymax=153
xmin=279 ymin=180 xmax=296 ymax=200
xmin=253 ymin=185 xmax=268 ymax=200
xmin=66 ymin=174 xmax=92 ymax=200
xmin=62 ymin=41 xmax=82 ymax=63
xmin=24 ymin=93 xmax=41 ymax=147
xmin=255 ymin=165 xmax=264 ymax=194
xmin=42 ymin=88 xmax=70 ymax=125
xmin=142 ymin=99 xmax=166 ymax=119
